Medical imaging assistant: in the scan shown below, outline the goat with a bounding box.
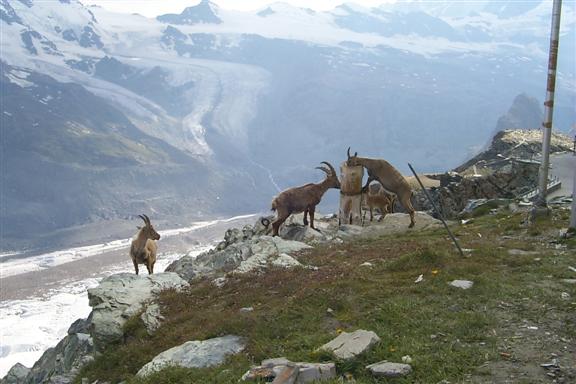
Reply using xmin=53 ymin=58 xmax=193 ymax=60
xmin=129 ymin=214 xmax=161 ymax=275
xmin=347 ymin=148 xmax=415 ymax=228
xmin=362 ymin=183 xmax=396 ymax=222
xmin=270 ymin=162 xmax=340 ymax=237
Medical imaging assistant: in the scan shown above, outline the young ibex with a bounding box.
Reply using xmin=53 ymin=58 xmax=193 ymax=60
xmin=347 ymin=148 xmax=415 ymax=228
xmin=130 ymin=214 xmax=161 ymax=275
xmin=362 ymin=183 xmax=396 ymax=222
xmin=269 ymin=162 xmax=340 ymax=237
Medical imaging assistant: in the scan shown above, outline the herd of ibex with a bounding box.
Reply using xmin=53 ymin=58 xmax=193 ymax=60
xmin=132 ymin=148 xmax=415 ymax=274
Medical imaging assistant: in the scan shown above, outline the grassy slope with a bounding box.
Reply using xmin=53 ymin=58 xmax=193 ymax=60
xmin=77 ymin=207 xmax=576 ymax=384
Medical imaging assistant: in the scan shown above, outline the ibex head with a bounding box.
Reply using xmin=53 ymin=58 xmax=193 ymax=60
xmin=346 ymin=147 xmax=359 ymax=166
xmin=316 ymin=161 xmax=340 ymax=189
xmin=138 ymin=214 xmax=161 ymax=240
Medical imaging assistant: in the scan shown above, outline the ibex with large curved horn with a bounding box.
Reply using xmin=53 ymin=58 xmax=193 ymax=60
xmin=269 ymin=162 xmax=340 ymax=237
xmin=129 ymin=214 xmax=161 ymax=275
xmin=347 ymin=148 xmax=415 ymax=228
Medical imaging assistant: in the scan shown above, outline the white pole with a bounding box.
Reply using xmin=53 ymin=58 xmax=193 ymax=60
xmin=570 ymin=163 xmax=576 ymax=229
xmin=537 ymin=0 xmax=562 ymax=205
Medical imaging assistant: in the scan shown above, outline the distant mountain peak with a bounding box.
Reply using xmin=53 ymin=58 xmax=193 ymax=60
xmin=157 ymin=0 xmax=221 ymax=25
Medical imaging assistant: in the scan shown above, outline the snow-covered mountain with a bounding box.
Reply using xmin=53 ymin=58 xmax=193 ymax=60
xmin=1 ymin=0 xmax=575 ymax=250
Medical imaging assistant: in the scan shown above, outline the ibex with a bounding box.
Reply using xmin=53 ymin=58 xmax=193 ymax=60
xmin=347 ymin=148 xmax=415 ymax=228
xmin=362 ymin=183 xmax=396 ymax=222
xmin=269 ymin=162 xmax=340 ymax=237
xmin=130 ymin=214 xmax=161 ymax=275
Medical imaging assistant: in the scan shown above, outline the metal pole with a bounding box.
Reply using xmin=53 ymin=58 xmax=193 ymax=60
xmin=570 ymin=163 xmax=576 ymax=229
xmin=537 ymin=0 xmax=563 ymax=205
xmin=408 ymin=163 xmax=465 ymax=258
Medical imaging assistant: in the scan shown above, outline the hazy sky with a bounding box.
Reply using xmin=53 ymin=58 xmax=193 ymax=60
xmin=82 ymin=1 xmax=396 ymax=17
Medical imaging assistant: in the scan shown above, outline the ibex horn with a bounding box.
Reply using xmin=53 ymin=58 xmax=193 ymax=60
xmin=347 ymin=147 xmax=351 ymax=159
xmin=316 ymin=166 xmax=330 ymax=175
xmin=320 ymin=161 xmax=336 ymax=175
xmin=141 ymin=214 xmax=151 ymax=225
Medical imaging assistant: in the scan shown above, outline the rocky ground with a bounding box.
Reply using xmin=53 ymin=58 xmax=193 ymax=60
xmin=4 ymin=200 xmax=574 ymax=384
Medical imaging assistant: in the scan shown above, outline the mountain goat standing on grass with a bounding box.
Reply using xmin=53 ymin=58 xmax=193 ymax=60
xmin=130 ymin=214 xmax=160 ymax=275
xmin=347 ymin=148 xmax=415 ymax=228
xmin=269 ymin=162 xmax=340 ymax=237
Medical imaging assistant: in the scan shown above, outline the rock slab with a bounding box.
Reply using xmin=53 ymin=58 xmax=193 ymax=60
xmin=366 ymin=361 xmax=412 ymax=378
xmin=243 ymin=357 xmax=336 ymax=383
xmin=318 ymin=330 xmax=381 ymax=360
xmin=137 ymin=335 xmax=245 ymax=377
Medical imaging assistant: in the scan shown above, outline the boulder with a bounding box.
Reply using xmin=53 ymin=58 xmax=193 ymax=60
xmin=136 ymin=335 xmax=245 ymax=377
xmin=318 ymin=330 xmax=380 ymax=360
xmin=366 ymin=361 xmax=412 ymax=378
xmin=87 ymin=273 xmax=188 ymax=351
xmin=0 ymin=363 xmax=30 ymax=384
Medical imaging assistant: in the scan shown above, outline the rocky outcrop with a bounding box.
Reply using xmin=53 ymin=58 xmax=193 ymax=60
xmin=21 ymin=332 xmax=94 ymax=384
xmin=136 ymin=335 xmax=245 ymax=377
xmin=0 ymin=363 xmax=30 ymax=384
xmin=412 ymin=164 xmax=538 ymax=219
xmin=166 ymin=234 xmax=312 ymax=280
xmin=318 ymin=330 xmax=381 ymax=360
xmin=87 ymin=273 xmax=189 ymax=351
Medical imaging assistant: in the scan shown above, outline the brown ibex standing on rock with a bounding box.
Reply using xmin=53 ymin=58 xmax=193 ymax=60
xmin=347 ymin=148 xmax=415 ymax=228
xmin=269 ymin=162 xmax=340 ymax=237
xmin=130 ymin=214 xmax=160 ymax=275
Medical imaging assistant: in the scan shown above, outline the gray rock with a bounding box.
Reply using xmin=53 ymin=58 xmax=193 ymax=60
xmin=67 ymin=314 xmax=92 ymax=335
xmin=280 ymin=225 xmax=327 ymax=243
xmin=140 ymin=303 xmax=164 ymax=334
xmin=295 ymin=362 xmax=336 ymax=383
xmin=87 ymin=273 xmax=188 ymax=351
xmin=449 ymin=280 xmax=474 ymax=289
xmin=366 ymin=361 xmax=412 ymax=378
xmin=262 ymin=357 xmax=292 ymax=367
xmin=163 ymin=255 xmax=197 ymax=281
xmin=212 ymin=277 xmax=227 ymax=287
xmin=271 ymin=254 xmax=303 ymax=269
xmin=508 ymin=249 xmax=539 ymax=256
xmin=235 ymin=237 xmax=310 ymax=274
xmin=21 ymin=333 xmax=94 ymax=384
xmin=1 ymin=363 xmax=30 ymax=384
xmin=318 ymin=330 xmax=381 ymax=360
xmin=272 ymin=365 xmax=299 ymax=384
xmin=242 ymin=358 xmax=336 ymax=383
xmin=136 ymin=335 xmax=245 ymax=377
